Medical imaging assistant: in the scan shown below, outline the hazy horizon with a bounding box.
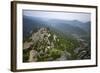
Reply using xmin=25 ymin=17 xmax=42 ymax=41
xmin=23 ymin=10 xmax=91 ymax=23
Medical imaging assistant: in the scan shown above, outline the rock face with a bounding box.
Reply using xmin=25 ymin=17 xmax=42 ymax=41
xmin=28 ymin=50 xmax=37 ymax=62
xmin=23 ymin=27 xmax=90 ymax=62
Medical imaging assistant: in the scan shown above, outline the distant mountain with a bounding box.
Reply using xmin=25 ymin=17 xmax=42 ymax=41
xmin=47 ymin=19 xmax=89 ymax=36
xmin=23 ymin=15 xmax=91 ymax=40
xmin=48 ymin=19 xmax=90 ymax=33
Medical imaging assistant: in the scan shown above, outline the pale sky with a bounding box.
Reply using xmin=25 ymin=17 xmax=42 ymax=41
xmin=23 ymin=10 xmax=91 ymax=22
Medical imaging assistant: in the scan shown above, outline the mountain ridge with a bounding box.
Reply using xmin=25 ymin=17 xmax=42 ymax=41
xmin=23 ymin=15 xmax=90 ymax=40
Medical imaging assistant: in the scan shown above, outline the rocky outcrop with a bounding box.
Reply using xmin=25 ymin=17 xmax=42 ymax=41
xmin=23 ymin=27 xmax=90 ymax=62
